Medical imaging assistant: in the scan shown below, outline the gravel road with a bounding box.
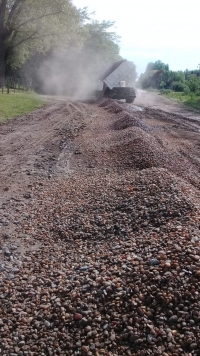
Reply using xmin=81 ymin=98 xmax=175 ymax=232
xmin=0 ymin=92 xmax=200 ymax=355
xmin=135 ymin=90 xmax=200 ymax=122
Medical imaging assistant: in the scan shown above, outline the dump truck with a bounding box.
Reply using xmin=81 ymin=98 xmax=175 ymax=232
xmin=94 ymin=59 xmax=137 ymax=103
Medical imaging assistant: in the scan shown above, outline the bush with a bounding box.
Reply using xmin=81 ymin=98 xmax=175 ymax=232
xmin=183 ymin=86 xmax=191 ymax=95
xmin=159 ymin=81 xmax=165 ymax=89
xmin=171 ymin=81 xmax=187 ymax=92
xmin=188 ymin=75 xmax=200 ymax=93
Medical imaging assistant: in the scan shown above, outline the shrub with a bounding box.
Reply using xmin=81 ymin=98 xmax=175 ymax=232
xmin=188 ymin=75 xmax=200 ymax=93
xmin=183 ymin=86 xmax=190 ymax=95
xmin=171 ymin=81 xmax=186 ymax=92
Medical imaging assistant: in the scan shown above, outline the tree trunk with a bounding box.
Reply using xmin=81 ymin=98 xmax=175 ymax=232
xmin=0 ymin=37 xmax=6 ymax=84
xmin=0 ymin=0 xmax=7 ymax=83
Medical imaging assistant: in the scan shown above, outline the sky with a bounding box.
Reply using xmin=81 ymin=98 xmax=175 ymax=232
xmin=73 ymin=0 xmax=200 ymax=76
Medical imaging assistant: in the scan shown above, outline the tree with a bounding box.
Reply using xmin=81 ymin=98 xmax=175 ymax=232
xmin=19 ymin=19 xmax=124 ymax=95
xmin=145 ymin=60 xmax=169 ymax=72
xmin=0 ymin=0 xmax=83 ymax=81
xmin=138 ymin=69 xmax=164 ymax=89
xmin=82 ymin=20 xmax=121 ymax=68
xmin=188 ymin=75 xmax=200 ymax=93
xmin=138 ymin=60 xmax=170 ymax=89
xmin=146 ymin=62 xmax=154 ymax=72
xmin=153 ymin=60 xmax=169 ymax=71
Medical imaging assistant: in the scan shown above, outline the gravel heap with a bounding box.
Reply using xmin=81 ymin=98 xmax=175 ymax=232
xmin=1 ymin=168 xmax=200 ymax=356
xmin=99 ymin=100 xmax=152 ymax=133
xmin=111 ymin=113 xmax=153 ymax=134
xmin=96 ymin=100 xmax=200 ymax=189
xmin=101 ymin=128 xmax=165 ymax=171
xmin=0 ymin=100 xmax=200 ymax=355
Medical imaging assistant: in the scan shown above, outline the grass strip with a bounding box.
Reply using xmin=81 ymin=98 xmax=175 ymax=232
xmin=0 ymin=92 xmax=47 ymax=123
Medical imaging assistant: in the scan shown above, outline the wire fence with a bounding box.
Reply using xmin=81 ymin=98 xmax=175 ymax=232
xmin=0 ymin=77 xmax=32 ymax=93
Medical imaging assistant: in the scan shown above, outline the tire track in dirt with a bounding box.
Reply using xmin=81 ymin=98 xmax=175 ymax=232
xmin=0 ymin=100 xmax=91 ymax=209
xmin=0 ymin=94 xmax=199 ymax=240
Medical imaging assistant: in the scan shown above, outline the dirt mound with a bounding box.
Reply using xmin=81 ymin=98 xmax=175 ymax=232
xmin=99 ymin=98 xmax=123 ymax=113
xmin=94 ymin=103 xmax=167 ymax=171
xmin=95 ymin=99 xmax=200 ymax=189
xmin=99 ymin=99 xmax=154 ymax=134
xmin=28 ymin=168 xmax=197 ymax=241
xmin=111 ymin=112 xmax=153 ymax=133
xmin=111 ymin=114 xmax=135 ymax=130
xmin=0 ymin=165 xmax=199 ymax=355
xmin=106 ymin=137 xmax=163 ymax=171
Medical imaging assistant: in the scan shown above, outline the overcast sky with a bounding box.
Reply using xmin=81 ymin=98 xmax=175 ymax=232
xmin=73 ymin=0 xmax=200 ymax=76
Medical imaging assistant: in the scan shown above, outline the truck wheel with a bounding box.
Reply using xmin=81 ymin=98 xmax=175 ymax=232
xmin=126 ymin=97 xmax=135 ymax=104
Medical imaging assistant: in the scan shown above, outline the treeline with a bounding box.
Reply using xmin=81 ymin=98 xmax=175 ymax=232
xmin=0 ymin=0 xmax=136 ymax=94
xmin=138 ymin=60 xmax=200 ymax=95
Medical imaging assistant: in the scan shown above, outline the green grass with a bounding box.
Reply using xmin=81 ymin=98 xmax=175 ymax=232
xmin=0 ymin=92 xmax=47 ymax=123
xmin=162 ymin=91 xmax=200 ymax=111
xmin=184 ymin=96 xmax=200 ymax=111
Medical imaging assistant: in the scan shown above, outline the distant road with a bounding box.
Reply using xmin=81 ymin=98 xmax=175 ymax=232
xmin=134 ymin=89 xmax=200 ymax=121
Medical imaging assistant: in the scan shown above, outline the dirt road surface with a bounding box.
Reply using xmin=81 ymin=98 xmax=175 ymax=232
xmin=0 ymin=91 xmax=199 ymax=211
xmin=0 ymin=91 xmax=200 ymax=355
xmin=135 ymin=90 xmax=200 ymax=121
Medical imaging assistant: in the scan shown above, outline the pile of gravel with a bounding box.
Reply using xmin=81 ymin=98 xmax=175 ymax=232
xmin=103 ymin=128 xmax=165 ymax=171
xmin=99 ymin=99 xmax=123 ymax=113
xmin=99 ymin=100 xmax=152 ymax=133
xmin=97 ymin=99 xmax=200 ymax=189
xmin=0 ymin=168 xmax=200 ymax=355
xmin=0 ymin=99 xmax=200 ymax=355
xmin=111 ymin=113 xmax=152 ymax=134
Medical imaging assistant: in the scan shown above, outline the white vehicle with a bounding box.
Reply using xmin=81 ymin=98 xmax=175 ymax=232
xmin=94 ymin=60 xmax=137 ymax=103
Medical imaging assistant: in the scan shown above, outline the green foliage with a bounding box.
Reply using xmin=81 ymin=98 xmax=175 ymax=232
xmin=138 ymin=68 xmax=164 ymax=89
xmin=187 ymin=74 xmax=200 ymax=93
xmin=0 ymin=1 xmax=123 ymax=87
xmin=18 ymin=16 xmax=124 ymax=95
xmin=16 ymin=1 xmax=83 ymax=63
xmin=0 ymin=92 xmax=46 ymax=122
xmin=80 ymin=20 xmax=121 ymax=67
xmin=0 ymin=0 xmax=128 ymax=98
xmin=159 ymin=81 xmax=166 ymax=89
xmin=160 ymin=89 xmax=172 ymax=94
xmin=171 ymin=81 xmax=188 ymax=92
xmin=185 ymin=97 xmax=200 ymax=111
xmin=161 ymin=91 xmax=200 ymax=111
xmin=0 ymin=0 xmax=86 ymax=77
xmin=173 ymin=71 xmax=185 ymax=83
xmin=183 ymin=86 xmax=191 ymax=95
xmin=138 ymin=59 xmax=200 ymax=97
xmin=146 ymin=60 xmax=169 ymax=71
xmin=138 ymin=60 xmax=169 ymax=89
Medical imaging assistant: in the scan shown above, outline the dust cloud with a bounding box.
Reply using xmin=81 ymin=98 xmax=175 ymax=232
xmin=36 ymin=50 xmax=100 ymax=100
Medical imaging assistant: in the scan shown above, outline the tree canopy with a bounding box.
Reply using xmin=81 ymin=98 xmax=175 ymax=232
xmin=0 ymin=0 xmax=84 ymax=79
xmin=82 ymin=20 xmax=121 ymax=66
xmin=138 ymin=60 xmax=200 ymax=95
xmin=0 ymin=0 xmax=126 ymax=85
xmin=20 ymin=19 xmax=123 ymax=95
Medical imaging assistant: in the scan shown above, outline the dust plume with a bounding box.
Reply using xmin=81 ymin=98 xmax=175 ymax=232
xmin=35 ymin=49 xmax=100 ymax=100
